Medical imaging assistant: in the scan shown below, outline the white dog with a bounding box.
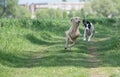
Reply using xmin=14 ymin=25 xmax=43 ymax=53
xmin=65 ymin=17 xmax=81 ymax=49
xmin=83 ymin=20 xmax=95 ymax=41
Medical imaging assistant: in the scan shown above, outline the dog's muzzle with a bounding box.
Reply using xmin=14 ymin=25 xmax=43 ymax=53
xmin=77 ymin=21 xmax=80 ymax=25
xmin=78 ymin=21 xmax=80 ymax=23
xmin=86 ymin=28 xmax=89 ymax=31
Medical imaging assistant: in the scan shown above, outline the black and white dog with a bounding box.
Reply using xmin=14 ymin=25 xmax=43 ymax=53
xmin=83 ymin=20 xmax=95 ymax=41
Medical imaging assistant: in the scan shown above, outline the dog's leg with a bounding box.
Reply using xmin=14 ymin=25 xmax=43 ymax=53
xmin=65 ymin=31 xmax=74 ymax=49
xmin=83 ymin=29 xmax=87 ymax=41
xmin=88 ymin=33 xmax=93 ymax=41
xmin=68 ymin=36 xmax=73 ymax=43
xmin=65 ymin=36 xmax=69 ymax=49
xmin=69 ymin=41 xmax=75 ymax=49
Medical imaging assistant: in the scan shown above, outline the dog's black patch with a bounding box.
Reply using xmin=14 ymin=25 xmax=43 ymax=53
xmin=83 ymin=20 xmax=91 ymax=29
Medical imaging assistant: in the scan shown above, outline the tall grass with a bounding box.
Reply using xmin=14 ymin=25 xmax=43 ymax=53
xmin=0 ymin=18 xmax=120 ymax=77
xmin=0 ymin=18 xmax=71 ymax=56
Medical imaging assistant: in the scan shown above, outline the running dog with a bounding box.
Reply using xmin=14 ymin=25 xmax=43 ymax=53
xmin=65 ymin=17 xmax=81 ymax=49
xmin=83 ymin=20 xmax=95 ymax=41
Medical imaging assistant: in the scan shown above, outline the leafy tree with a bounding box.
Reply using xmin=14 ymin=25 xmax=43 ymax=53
xmin=113 ymin=0 xmax=120 ymax=18
xmin=91 ymin=0 xmax=119 ymax=18
xmin=82 ymin=2 xmax=96 ymax=18
xmin=4 ymin=0 xmax=19 ymax=17
xmin=0 ymin=0 xmax=6 ymax=17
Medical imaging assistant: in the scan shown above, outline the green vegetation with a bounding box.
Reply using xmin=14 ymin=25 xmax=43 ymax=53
xmin=1 ymin=0 xmax=19 ymax=17
xmin=83 ymin=0 xmax=120 ymax=18
xmin=0 ymin=0 xmax=120 ymax=76
xmin=1 ymin=0 xmax=120 ymax=18
xmin=0 ymin=18 xmax=120 ymax=77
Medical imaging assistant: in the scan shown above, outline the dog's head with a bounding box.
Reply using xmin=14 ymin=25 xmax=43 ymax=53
xmin=83 ymin=19 xmax=91 ymax=31
xmin=71 ymin=17 xmax=81 ymax=25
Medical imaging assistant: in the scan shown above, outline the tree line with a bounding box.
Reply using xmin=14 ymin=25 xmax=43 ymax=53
xmin=0 ymin=0 xmax=120 ymax=18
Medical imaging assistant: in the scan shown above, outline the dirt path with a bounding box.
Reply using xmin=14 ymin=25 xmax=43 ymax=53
xmin=87 ymin=42 xmax=108 ymax=77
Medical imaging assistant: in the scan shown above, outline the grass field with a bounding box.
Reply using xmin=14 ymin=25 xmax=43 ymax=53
xmin=0 ymin=18 xmax=120 ymax=77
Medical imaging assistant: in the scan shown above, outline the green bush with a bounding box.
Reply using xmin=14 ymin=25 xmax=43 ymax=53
xmin=84 ymin=18 xmax=117 ymax=24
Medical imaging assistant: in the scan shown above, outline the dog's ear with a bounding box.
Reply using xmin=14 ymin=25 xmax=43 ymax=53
xmin=71 ymin=18 xmax=73 ymax=22
xmin=83 ymin=19 xmax=85 ymax=23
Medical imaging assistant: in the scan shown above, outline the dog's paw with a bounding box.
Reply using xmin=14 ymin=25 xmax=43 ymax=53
xmin=64 ymin=47 xmax=67 ymax=50
xmin=88 ymin=39 xmax=91 ymax=41
xmin=83 ymin=38 xmax=86 ymax=41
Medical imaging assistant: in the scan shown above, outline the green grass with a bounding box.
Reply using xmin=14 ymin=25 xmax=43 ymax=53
xmin=0 ymin=18 xmax=120 ymax=77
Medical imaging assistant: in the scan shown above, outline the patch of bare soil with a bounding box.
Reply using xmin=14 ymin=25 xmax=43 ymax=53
xmin=87 ymin=42 xmax=108 ymax=77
